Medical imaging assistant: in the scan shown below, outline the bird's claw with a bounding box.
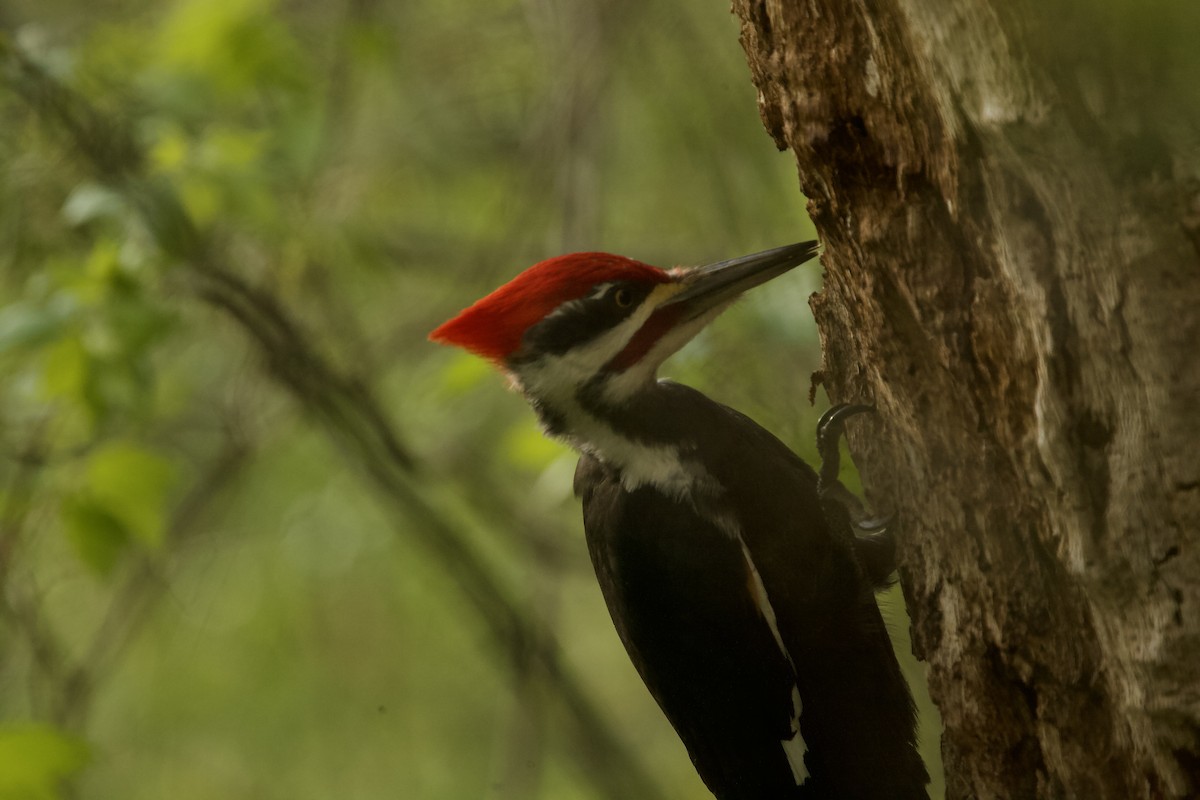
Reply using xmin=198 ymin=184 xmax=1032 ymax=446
xmin=855 ymin=513 xmax=894 ymax=534
xmin=817 ymin=402 xmax=875 ymax=439
xmin=852 ymin=528 xmax=898 ymax=589
xmin=816 ymin=403 xmax=874 ymax=486
xmin=852 ymin=513 xmax=898 ymax=588
xmin=815 ymin=403 xmax=897 ymax=587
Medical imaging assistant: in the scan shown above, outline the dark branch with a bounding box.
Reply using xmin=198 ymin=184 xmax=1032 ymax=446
xmin=1 ymin=39 xmax=666 ymax=800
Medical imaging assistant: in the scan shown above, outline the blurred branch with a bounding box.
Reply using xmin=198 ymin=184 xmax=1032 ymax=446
xmin=0 ymin=420 xmax=47 ymax=593
xmin=60 ymin=433 xmax=253 ymax=729
xmin=0 ymin=424 xmax=74 ymax=718
xmin=487 ymin=557 xmax=561 ymax=800
xmin=0 ymin=39 xmax=668 ymax=800
xmin=0 ymin=417 xmax=252 ymax=730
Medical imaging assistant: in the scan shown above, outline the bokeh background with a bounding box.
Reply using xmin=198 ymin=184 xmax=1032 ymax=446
xmin=0 ymin=0 xmax=940 ymax=797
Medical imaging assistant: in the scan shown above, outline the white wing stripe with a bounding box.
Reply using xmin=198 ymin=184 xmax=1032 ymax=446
xmin=740 ymin=540 xmax=810 ymax=785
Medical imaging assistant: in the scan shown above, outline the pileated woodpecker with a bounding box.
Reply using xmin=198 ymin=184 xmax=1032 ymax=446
xmin=430 ymin=242 xmax=927 ymax=799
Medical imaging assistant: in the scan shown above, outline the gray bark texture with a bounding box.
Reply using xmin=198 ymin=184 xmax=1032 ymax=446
xmin=730 ymin=1 xmax=1200 ymax=797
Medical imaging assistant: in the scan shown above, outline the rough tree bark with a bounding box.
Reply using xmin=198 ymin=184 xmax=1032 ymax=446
xmin=731 ymin=1 xmax=1200 ymax=797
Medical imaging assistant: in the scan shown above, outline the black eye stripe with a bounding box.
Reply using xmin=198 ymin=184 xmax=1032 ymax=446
xmin=587 ymin=283 xmax=635 ymax=307
xmin=518 ymin=282 xmax=653 ymax=357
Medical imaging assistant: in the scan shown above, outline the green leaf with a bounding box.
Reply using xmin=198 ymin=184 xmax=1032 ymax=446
xmin=107 ymin=295 xmax=176 ymax=357
xmin=61 ymin=497 xmax=130 ymax=577
xmin=502 ymin=424 xmax=567 ymax=471
xmin=156 ymin=0 xmax=307 ymax=96
xmin=0 ymin=725 xmax=89 ymax=800
xmin=83 ymin=442 xmax=177 ymax=548
xmin=61 ymin=183 xmax=125 ymax=227
xmin=40 ymin=337 xmax=88 ymax=401
xmin=148 ymin=126 xmax=189 ymax=173
xmin=83 ymin=239 xmax=121 ymax=282
xmin=59 ymin=441 xmax=179 ymax=575
xmin=177 ymin=176 xmax=221 ymax=226
xmin=438 ymin=351 xmax=492 ymax=395
xmin=0 ymin=305 xmax=69 ymax=355
xmin=200 ymin=126 xmax=267 ymax=169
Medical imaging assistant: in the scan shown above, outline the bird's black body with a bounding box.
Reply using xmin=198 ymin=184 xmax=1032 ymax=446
xmin=574 ymin=382 xmax=928 ymax=799
xmin=431 ymin=241 xmax=928 ymax=799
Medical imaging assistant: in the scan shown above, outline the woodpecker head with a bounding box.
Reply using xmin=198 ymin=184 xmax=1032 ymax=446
xmin=430 ymin=241 xmax=818 ymax=441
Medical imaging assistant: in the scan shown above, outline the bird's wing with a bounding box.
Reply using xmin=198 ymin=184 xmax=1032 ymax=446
xmin=693 ymin=395 xmax=929 ymax=797
xmin=575 ymin=453 xmax=811 ymax=798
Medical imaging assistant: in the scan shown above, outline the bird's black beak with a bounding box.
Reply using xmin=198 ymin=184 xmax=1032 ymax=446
xmin=662 ymin=241 xmax=820 ymax=319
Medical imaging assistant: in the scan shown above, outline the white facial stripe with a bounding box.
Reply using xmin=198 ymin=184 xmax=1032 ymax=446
xmin=517 ymin=282 xmax=688 ymax=406
xmin=528 ymin=288 xmax=664 ymax=390
xmin=509 ymin=281 xmax=717 ymax=495
xmin=600 ymin=302 xmax=728 ymax=404
xmin=514 ymin=363 xmax=708 ymax=497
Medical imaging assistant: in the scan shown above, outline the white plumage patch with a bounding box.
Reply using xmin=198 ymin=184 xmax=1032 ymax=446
xmin=518 ymin=363 xmax=709 ymax=496
xmin=577 ymin=424 xmax=706 ymax=497
xmin=511 ymin=282 xmax=719 ymax=498
xmin=597 ymin=301 xmax=728 ymax=406
xmin=518 ymin=284 xmax=678 ymax=399
xmin=782 ymin=686 xmax=810 ymax=785
xmin=741 ymin=540 xmax=810 ymax=785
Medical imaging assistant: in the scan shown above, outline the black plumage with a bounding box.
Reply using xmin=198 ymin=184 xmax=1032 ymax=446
xmin=430 ymin=241 xmax=929 ymax=799
xmin=574 ymin=382 xmax=928 ymax=799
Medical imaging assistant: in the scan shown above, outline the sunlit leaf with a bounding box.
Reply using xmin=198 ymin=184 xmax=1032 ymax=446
xmin=200 ymin=126 xmax=267 ymax=170
xmin=502 ymin=423 xmax=565 ymax=471
xmin=156 ymin=0 xmax=307 ymax=96
xmin=60 ymin=442 xmax=177 ymax=575
xmin=149 ymin=127 xmax=189 ymax=173
xmin=0 ymin=724 xmax=89 ymax=800
xmin=83 ymin=239 xmax=121 ymax=282
xmin=177 ymin=177 xmax=221 ymax=226
xmin=438 ymin=351 xmax=493 ymax=395
xmin=39 ymin=337 xmax=88 ymax=401
xmin=83 ymin=442 xmax=177 ymax=547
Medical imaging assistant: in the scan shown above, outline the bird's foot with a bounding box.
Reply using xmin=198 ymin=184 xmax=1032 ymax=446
xmin=816 ymin=403 xmax=897 ymax=588
xmin=851 ymin=527 xmax=898 ymax=589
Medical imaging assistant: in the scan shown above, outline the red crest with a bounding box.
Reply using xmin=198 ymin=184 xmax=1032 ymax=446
xmin=429 ymin=253 xmax=669 ymax=363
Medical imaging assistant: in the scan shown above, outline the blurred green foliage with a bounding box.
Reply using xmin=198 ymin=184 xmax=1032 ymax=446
xmin=0 ymin=725 xmax=89 ymax=799
xmin=0 ymin=0 xmax=940 ymax=798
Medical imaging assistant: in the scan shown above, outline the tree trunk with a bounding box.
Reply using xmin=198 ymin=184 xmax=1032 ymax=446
xmin=731 ymin=1 xmax=1200 ymax=797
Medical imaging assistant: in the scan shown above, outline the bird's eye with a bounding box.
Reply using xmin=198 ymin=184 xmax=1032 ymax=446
xmin=612 ymin=288 xmax=634 ymax=308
